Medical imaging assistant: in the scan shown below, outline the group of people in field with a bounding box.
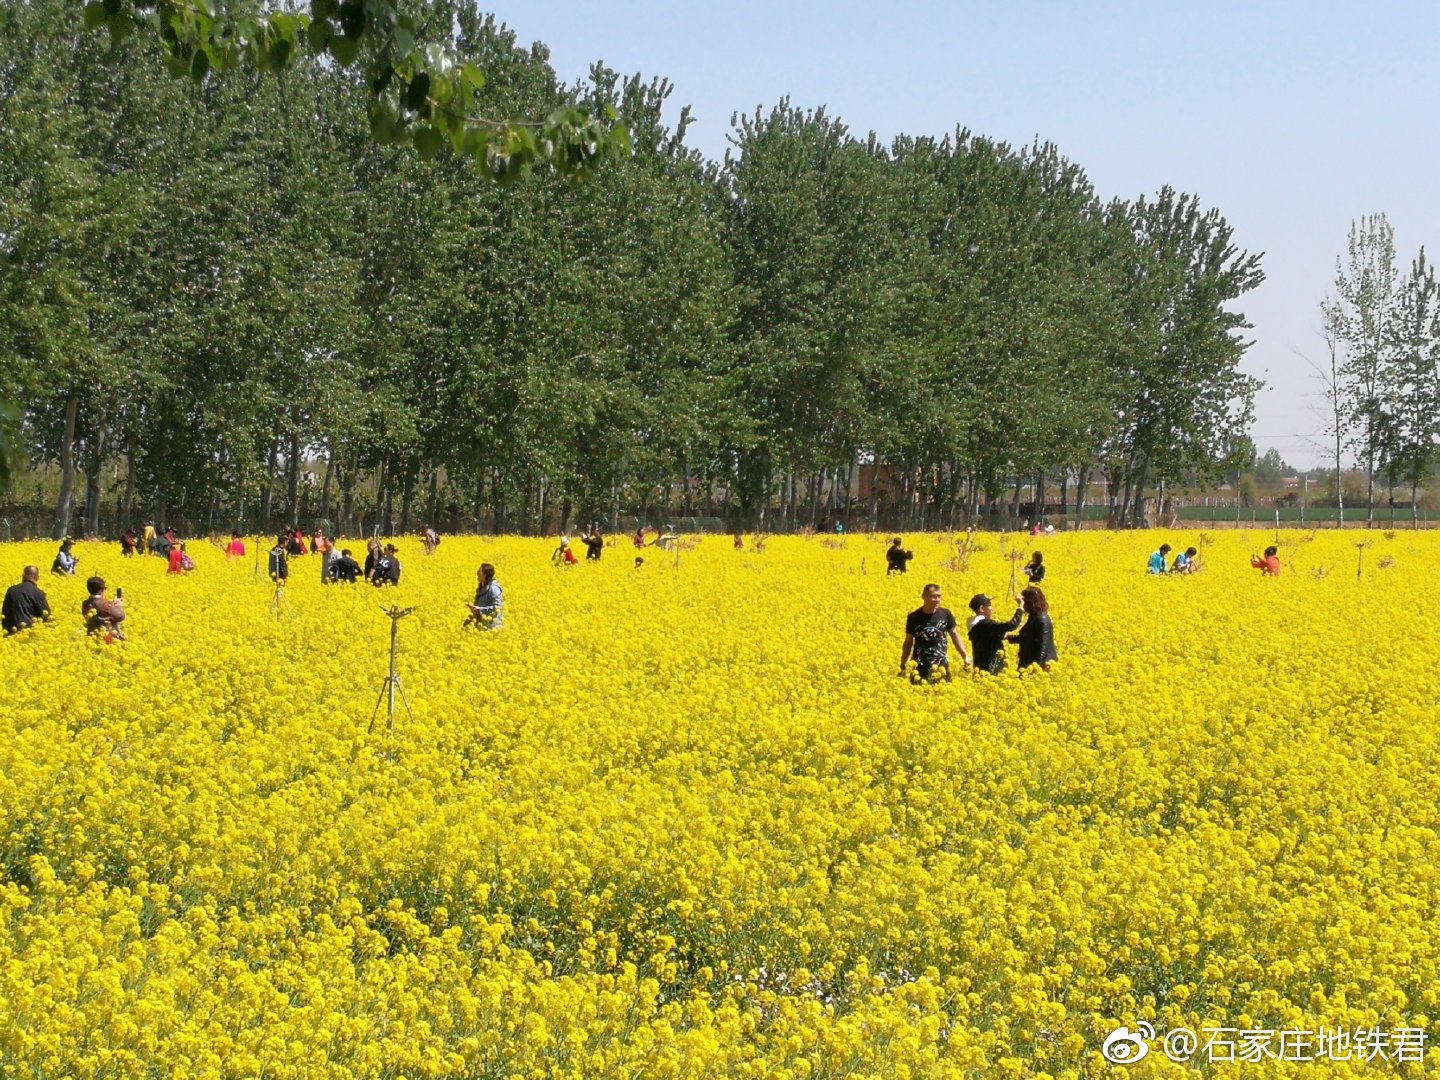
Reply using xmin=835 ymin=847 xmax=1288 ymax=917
xmin=1147 ymin=542 xmax=1281 ymax=577
xmin=885 ymin=534 xmax=1057 ymax=682
xmin=8 ymin=528 xmax=1285 ymax=673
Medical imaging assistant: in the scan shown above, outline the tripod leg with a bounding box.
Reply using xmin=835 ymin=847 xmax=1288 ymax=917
xmin=393 ymin=676 xmax=415 ymax=727
xmin=368 ymin=677 xmax=390 ymax=734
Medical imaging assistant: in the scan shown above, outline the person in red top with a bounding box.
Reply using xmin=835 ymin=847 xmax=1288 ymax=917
xmin=553 ymin=537 xmax=578 ymax=566
xmin=1250 ymin=545 xmax=1281 ymax=576
xmin=167 ymin=542 xmax=193 ymax=574
xmin=225 ymin=532 xmax=246 ymax=560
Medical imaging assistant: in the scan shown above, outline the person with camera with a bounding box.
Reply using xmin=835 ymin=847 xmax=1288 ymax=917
xmin=81 ymin=576 xmax=126 ymax=641
xmin=899 ymin=583 xmax=970 ymax=682
xmin=580 ymin=524 xmax=605 ymax=561
xmin=1251 ymin=545 xmax=1281 ymax=576
xmin=3 ymin=566 xmax=52 ymax=635
xmin=967 ymin=593 xmax=1025 ymax=675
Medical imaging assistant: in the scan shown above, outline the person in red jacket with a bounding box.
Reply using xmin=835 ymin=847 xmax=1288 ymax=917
xmin=1250 ymin=545 xmax=1281 ymax=576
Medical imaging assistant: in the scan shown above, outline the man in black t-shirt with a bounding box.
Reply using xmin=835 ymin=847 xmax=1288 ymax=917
xmin=900 ymin=583 xmax=970 ymax=682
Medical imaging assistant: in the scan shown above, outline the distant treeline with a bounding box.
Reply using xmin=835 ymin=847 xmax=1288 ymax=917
xmin=0 ymin=0 xmax=1263 ymax=538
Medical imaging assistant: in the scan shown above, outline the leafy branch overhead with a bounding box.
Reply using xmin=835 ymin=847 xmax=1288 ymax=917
xmin=81 ymin=0 xmax=631 ymax=174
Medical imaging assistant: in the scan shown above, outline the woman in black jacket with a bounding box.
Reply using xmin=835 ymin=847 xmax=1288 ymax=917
xmin=1011 ymin=586 xmax=1058 ymax=672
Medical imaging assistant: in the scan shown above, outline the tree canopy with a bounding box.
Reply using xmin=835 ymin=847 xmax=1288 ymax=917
xmin=2 ymin=0 xmax=1265 ymax=535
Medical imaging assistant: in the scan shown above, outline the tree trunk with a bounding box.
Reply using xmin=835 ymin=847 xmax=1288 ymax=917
xmin=53 ymin=392 xmax=79 ymax=540
xmin=260 ymin=437 xmax=279 ymax=530
xmin=424 ymin=469 xmax=438 ymax=530
xmin=83 ymin=422 xmax=107 ymax=537
xmin=399 ymin=471 xmax=415 ymax=534
xmin=1076 ymin=467 xmax=1090 ymax=530
xmin=285 ymin=430 xmax=301 ymax=525
xmin=319 ymin=448 xmax=335 ymax=523
xmin=341 ymin=456 xmax=356 ymax=537
xmin=121 ymin=431 xmax=137 ymax=528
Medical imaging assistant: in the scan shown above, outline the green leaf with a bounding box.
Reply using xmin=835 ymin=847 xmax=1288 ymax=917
xmin=328 ymin=34 xmax=359 ymax=66
xmin=107 ymin=11 xmax=132 ymax=43
xmin=412 ymin=125 xmax=443 ymax=160
xmin=369 ymin=104 xmax=397 ymax=144
xmin=83 ymin=2 xmax=107 ymax=30
xmin=461 ymin=63 xmax=485 ymax=90
xmin=310 ymin=0 xmax=337 ymax=20
xmin=101 ymin=0 xmax=122 ymax=15
xmin=337 ymin=0 xmax=365 ymax=39
xmin=266 ymin=38 xmax=292 ymax=74
xmin=305 ymin=17 xmax=332 ymax=50
xmin=189 ymin=47 xmax=209 ymax=81
xmin=394 ymin=26 xmax=414 ymax=56
xmin=403 ymin=72 xmax=429 ymax=112
xmin=270 ymin=12 xmax=297 ymax=41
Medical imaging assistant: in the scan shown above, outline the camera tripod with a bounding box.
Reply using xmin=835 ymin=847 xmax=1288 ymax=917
xmin=369 ymin=604 xmax=416 ymax=733
xmin=269 ymin=581 xmax=289 ymax=619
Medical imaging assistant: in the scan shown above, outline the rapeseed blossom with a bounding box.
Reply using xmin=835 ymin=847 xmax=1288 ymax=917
xmin=0 ymin=530 xmax=1435 ymax=1077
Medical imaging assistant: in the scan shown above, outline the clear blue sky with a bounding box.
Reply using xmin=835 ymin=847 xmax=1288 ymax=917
xmin=487 ymin=1 xmax=1440 ymax=470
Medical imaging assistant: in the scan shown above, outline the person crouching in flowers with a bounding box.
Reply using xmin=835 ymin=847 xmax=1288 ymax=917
xmin=1251 ymin=545 xmax=1281 ymax=576
xmin=81 ymin=576 xmax=125 ymax=642
xmin=899 ymin=583 xmax=970 ymax=682
xmin=1009 ymin=586 xmax=1058 ymax=672
xmin=467 ymin=563 xmax=504 ymax=629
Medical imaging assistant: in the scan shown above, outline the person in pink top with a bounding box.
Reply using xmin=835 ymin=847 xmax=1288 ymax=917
xmin=226 ymin=532 xmax=246 ymax=560
xmin=1250 ymin=545 xmax=1281 ymax=576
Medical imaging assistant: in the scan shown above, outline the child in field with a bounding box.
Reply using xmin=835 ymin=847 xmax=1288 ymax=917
xmin=1251 ymin=546 xmax=1281 ymax=576
xmin=1147 ymin=544 xmax=1172 ymax=574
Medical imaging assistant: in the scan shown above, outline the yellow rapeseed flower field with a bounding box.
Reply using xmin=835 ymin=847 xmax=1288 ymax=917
xmin=1 ymin=529 xmax=1437 ymax=1078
